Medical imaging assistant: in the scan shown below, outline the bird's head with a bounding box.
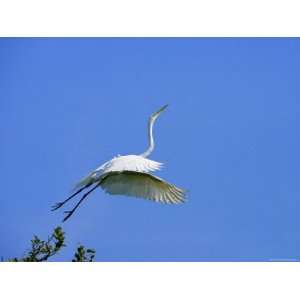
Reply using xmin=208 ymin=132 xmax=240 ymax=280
xmin=150 ymin=104 xmax=168 ymax=121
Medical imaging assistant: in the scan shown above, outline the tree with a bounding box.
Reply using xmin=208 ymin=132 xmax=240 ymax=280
xmin=9 ymin=227 xmax=96 ymax=262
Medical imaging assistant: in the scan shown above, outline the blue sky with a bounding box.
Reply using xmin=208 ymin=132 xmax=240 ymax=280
xmin=1 ymin=38 xmax=300 ymax=261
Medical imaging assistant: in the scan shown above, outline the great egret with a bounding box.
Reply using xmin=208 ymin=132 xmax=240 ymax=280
xmin=52 ymin=104 xmax=186 ymax=222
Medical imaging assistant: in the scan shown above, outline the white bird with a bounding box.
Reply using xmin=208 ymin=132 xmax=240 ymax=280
xmin=52 ymin=104 xmax=186 ymax=222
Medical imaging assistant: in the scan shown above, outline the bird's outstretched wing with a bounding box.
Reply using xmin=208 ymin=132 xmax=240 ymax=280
xmin=100 ymin=171 xmax=186 ymax=204
xmin=74 ymin=155 xmax=163 ymax=190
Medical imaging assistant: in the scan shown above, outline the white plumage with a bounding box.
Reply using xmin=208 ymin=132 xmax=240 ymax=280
xmin=52 ymin=104 xmax=186 ymax=222
xmin=100 ymin=171 xmax=185 ymax=204
xmin=75 ymin=155 xmax=163 ymax=189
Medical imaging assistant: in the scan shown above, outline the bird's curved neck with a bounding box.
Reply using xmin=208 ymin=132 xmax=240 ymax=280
xmin=141 ymin=118 xmax=155 ymax=158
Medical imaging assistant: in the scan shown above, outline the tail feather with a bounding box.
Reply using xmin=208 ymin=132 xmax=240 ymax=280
xmin=74 ymin=172 xmax=99 ymax=190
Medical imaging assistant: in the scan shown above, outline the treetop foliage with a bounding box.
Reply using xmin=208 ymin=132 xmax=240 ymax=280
xmin=9 ymin=227 xmax=96 ymax=262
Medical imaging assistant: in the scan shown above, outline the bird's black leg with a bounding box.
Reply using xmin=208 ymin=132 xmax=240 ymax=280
xmin=51 ymin=184 xmax=92 ymax=211
xmin=62 ymin=183 xmax=100 ymax=222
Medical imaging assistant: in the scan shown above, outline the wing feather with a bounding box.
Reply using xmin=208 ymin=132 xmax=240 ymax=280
xmin=74 ymin=155 xmax=163 ymax=190
xmin=100 ymin=171 xmax=186 ymax=204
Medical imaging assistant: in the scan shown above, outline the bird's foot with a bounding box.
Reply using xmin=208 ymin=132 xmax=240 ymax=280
xmin=62 ymin=210 xmax=74 ymax=222
xmin=51 ymin=202 xmax=65 ymax=211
